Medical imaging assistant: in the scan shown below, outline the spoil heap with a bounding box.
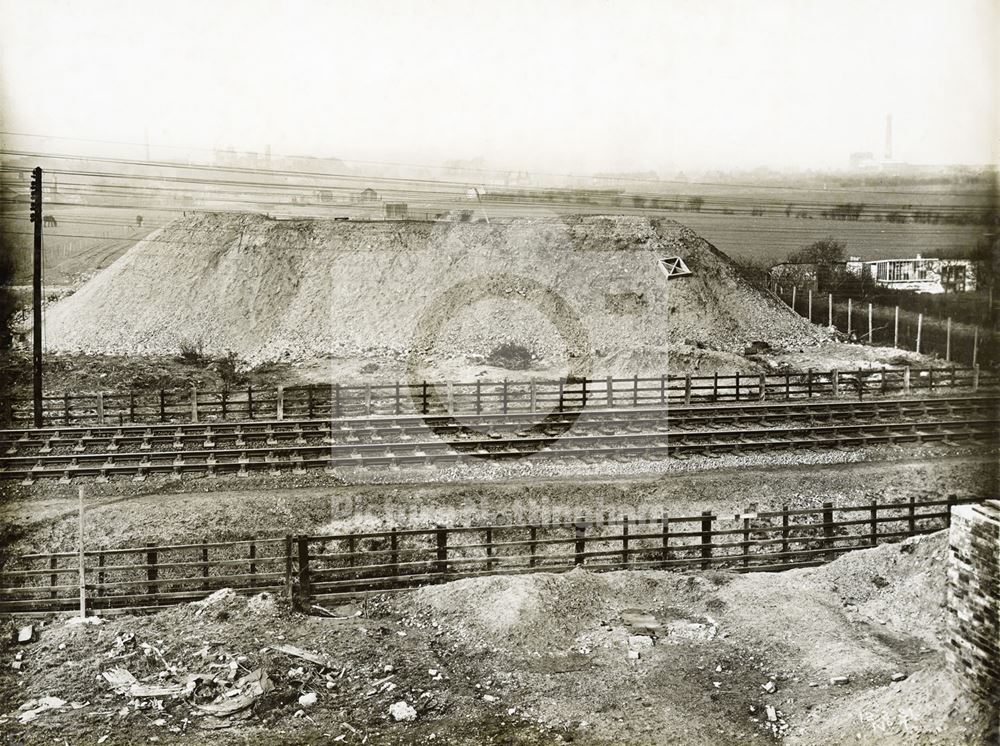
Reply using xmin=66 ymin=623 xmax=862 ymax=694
xmin=45 ymin=212 xmax=824 ymax=370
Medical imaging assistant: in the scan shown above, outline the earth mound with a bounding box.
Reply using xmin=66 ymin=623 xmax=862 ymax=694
xmin=44 ymin=212 xmax=824 ymax=371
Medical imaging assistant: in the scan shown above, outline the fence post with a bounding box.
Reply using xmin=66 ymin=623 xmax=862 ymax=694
xmin=421 ymin=381 xmax=429 ymax=415
xmin=791 ymin=286 xmax=796 ymax=313
xmin=847 ymin=297 xmax=852 ymax=337
xmin=741 ymin=514 xmax=751 ymax=569
xmin=365 ymin=383 xmax=372 ymax=416
xmin=758 ymin=373 xmax=766 ymax=401
xmin=191 ymin=387 xmax=198 ymax=423
xmin=97 ymin=549 xmax=105 ymax=598
xmin=529 ymin=380 xmax=536 ymax=413
xmin=146 ymin=543 xmax=158 ymax=597
xmin=574 ymin=520 xmax=586 ymax=566
xmin=903 ymin=366 xmax=911 ymax=393
xmin=700 ymin=512 xmax=713 ymax=571
xmin=633 ymin=374 xmax=639 ymax=406
xmin=831 ymin=369 xmax=840 ymax=398
xmin=64 ymin=393 xmax=71 ymax=426
xmin=390 ymin=529 xmax=399 ymax=576
xmin=247 ymin=386 xmax=254 ymax=420
xmin=907 ymin=495 xmax=916 ymax=536
xmin=894 ymin=306 xmax=899 ymax=348
xmin=296 ymin=536 xmax=311 ymax=609
xmin=713 ymin=372 xmax=719 ymax=400
xmin=283 ymin=535 xmax=293 ymax=601
xmin=807 ymin=369 xmax=813 ymax=398
xmin=781 ymin=507 xmax=790 ymax=558
xmin=807 ymin=288 xmax=812 ymax=322
xmin=828 ymin=293 xmax=833 ymax=327
xmin=201 ymin=540 xmax=209 ymax=590
xmin=334 ymin=383 xmax=342 ymax=418
xmin=220 ymin=390 xmax=228 ymax=420
xmin=684 ymin=374 xmax=692 ymax=405
xmin=869 ymin=501 xmax=878 ymax=547
xmin=276 ymin=385 xmax=284 ymax=421
xmin=734 ymin=371 xmax=741 ymax=402
xmin=945 ymin=318 xmax=951 ymax=362
xmin=973 ymin=364 xmax=980 ymax=391
xmin=659 ymin=375 xmax=666 ymax=406
xmin=394 ymin=382 xmax=401 ymax=415
xmin=436 ymin=528 xmax=448 ymax=576
xmin=621 ymin=516 xmax=629 ymax=567
xmin=604 ymin=375 xmax=611 ymax=407
xmin=249 ymin=542 xmax=257 ymax=587
xmin=916 ymin=313 xmax=922 ymax=354
xmin=485 ymin=527 xmax=495 ymax=572
xmin=822 ymin=502 xmax=835 ymax=563
xmin=159 ymin=389 xmax=166 ymax=422
xmin=868 ymin=303 xmax=873 ymax=344
xmin=529 ymin=525 xmax=537 ymax=568
xmin=307 ymin=386 xmax=315 ymax=418
xmin=476 ymin=380 xmax=483 ymax=414
xmin=502 ymin=380 xmax=508 ymax=414
xmin=49 ymin=556 xmax=57 ymax=599
xmin=96 ymin=392 xmax=104 ymax=425
xmin=972 ymin=328 xmax=978 ymax=368
xmin=661 ymin=512 xmax=670 ymax=566
xmin=77 ymin=486 xmax=86 ymax=618
xmin=447 ymin=382 xmax=454 ymax=414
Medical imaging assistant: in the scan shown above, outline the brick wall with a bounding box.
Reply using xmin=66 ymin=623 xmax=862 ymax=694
xmin=947 ymin=500 xmax=1000 ymax=707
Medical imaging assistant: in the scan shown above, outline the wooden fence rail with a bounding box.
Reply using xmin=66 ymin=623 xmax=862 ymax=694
xmin=1 ymin=366 xmax=996 ymax=428
xmin=0 ymin=496 xmax=981 ymax=615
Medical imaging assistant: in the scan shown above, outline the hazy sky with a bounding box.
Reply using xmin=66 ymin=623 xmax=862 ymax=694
xmin=0 ymin=0 xmax=996 ymax=173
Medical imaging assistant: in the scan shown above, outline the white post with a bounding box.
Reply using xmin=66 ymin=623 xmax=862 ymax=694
xmin=916 ymin=314 xmax=923 ymax=354
xmin=807 ymin=289 xmax=812 ymax=322
xmin=945 ymin=317 xmax=951 ymax=362
xmin=832 ymin=369 xmax=840 ymax=398
xmin=973 ymin=327 xmax=979 ymax=368
xmin=903 ymin=366 xmax=911 ymax=393
xmin=894 ymin=306 xmax=899 ymax=348
xmin=868 ymin=303 xmax=873 ymax=345
xmin=828 ymin=294 xmax=833 ymax=327
xmin=847 ymin=298 xmax=852 ymax=337
xmin=276 ymin=385 xmax=284 ymax=421
xmin=191 ymin=387 xmax=198 ymax=423
xmin=791 ymin=286 xmax=797 ymax=313
xmin=606 ymin=376 xmax=613 ymax=408
xmin=96 ymin=392 xmax=104 ymax=425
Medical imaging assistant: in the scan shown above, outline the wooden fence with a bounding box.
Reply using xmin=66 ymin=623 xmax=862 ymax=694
xmin=774 ymin=285 xmax=1000 ymax=368
xmin=2 ymin=365 xmax=996 ymax=428
xmin=0 ymin=496 xmax=980 ymax=615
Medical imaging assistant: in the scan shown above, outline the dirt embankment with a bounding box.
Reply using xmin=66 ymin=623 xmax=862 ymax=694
xmin=41 ymin=213 xmax=826 ymax=375
xmin=1 ymin=531 xmax=992 ymax=745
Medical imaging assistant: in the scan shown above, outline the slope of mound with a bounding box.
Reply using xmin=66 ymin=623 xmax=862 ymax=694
xmin=45 ymin=212 xmax=824 ymax=369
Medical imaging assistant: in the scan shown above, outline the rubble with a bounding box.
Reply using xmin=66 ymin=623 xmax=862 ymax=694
xmin=389 ymin=701 xmax=418 ymax=722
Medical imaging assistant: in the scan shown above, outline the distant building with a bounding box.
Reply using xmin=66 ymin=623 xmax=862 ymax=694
xmin=770 ymin=254 xmax=977 ymax=294
xmin=352 ymin=188 xmax=380 ymax=206
xmin=384 ymin=202 xmax=408 ymax=220
xmin=863 ymin=256 xmax=975 ymax=293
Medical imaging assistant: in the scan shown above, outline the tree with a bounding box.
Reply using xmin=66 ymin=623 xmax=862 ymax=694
xmin=786 ymin=238 xmax=846 ymax=265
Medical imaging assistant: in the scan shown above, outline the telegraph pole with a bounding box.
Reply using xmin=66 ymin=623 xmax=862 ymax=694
xmin=29 ymin=167 xmax=43 ymax=428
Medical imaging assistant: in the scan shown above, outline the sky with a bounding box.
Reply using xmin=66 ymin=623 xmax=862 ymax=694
xmin=0 ymin=0 xmax=996 ymax=173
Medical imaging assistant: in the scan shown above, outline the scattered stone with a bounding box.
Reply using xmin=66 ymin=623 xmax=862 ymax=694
xmin=761 ymin=680 xmax=776 ymax=693
xmin=628 ymin=635 xmax=654 ymax=649
xmin=891 ymin=673 xmax=908 ymax=682
xmin=298 ymin=692 xmax=317 ymax=707
xmin=390 ymin=701 xmax=417 ymax=722
xmin=766 ymin=706 xmax=777 ymax=722
xmin=627 ymin=650 xmax=640 ymax=661
xmin=16 ymin=626 xmax=33 ymax=643
xmin=831 ymin=676 xmax=850 ymax=686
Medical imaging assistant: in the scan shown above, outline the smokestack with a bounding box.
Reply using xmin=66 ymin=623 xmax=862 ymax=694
xmin=884 ymin=113 xmax=893 ymax=161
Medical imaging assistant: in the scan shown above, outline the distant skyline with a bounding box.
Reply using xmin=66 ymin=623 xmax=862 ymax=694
xmin=0 ymin=0 xmax=996 ymax=174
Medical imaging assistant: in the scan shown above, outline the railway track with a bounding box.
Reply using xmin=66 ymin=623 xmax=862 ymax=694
xmin=1 ymin=395 xmax=997 ymax=482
